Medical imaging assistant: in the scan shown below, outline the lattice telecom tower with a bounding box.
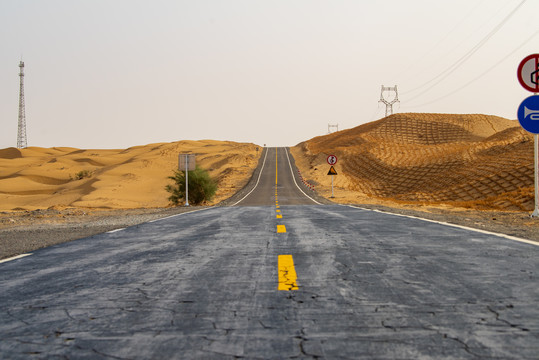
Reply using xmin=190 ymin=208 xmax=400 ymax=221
xmin=379 ymin=85 xmax=399 ymax=117
xmin=17 ymin=61 xmax=27 ymax=149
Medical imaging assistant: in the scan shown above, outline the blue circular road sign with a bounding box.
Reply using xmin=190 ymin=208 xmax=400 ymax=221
xmin=518 ymin=95 xmax=539 ymax=134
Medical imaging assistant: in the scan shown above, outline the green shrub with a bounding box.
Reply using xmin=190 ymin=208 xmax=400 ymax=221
xmin=165 ymin=166 xmax=217 ymax=205
xmin=72 ymin=170 xmax=92 ymax=180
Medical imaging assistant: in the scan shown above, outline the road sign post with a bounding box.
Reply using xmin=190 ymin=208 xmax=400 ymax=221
xmin=517 ymin=97 xmax=539 ymax=217
xmin=517 ymin=54 xmax=539 ymax=216
xmin=327 ymin=155 xmax=338 ymax=198
xmin=185 ymin=157 xmax=189 ymax=206
xmin=533 ymin=130 xmax=538 ymax=216
xmin=179 ymin=154 xmax=196 ymax=206
xmin=331 ymin=174 xmax=334 ymax=198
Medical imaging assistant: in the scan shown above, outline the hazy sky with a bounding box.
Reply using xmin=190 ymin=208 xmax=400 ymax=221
xmin=1 ymin=0 xmax=537 ymax=149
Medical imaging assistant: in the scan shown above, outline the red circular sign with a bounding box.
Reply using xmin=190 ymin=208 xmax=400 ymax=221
xmin=517 ymin=54 xmax=539 ymax=93
xmin=327 ymin=155 xmax=337 ymax=165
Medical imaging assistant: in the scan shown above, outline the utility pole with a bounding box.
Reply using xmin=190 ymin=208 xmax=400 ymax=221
xmin=328 ymin=123 xmax=338 ymax=134
xmin=379 ymin=85 xmax=399 ymax=117
xmin=17 ymin=61 xmax=27 ymax=149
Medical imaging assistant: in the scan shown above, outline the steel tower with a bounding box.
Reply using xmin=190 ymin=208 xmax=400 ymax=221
xmin=17 ymin=61 xmax=27 ymax=149
xmin=379 ymin=85 xmax=399 ymax=117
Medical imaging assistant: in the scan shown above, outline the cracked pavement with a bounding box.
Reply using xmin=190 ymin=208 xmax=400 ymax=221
xmin=0 ymin=148 xmax=538 ymax=359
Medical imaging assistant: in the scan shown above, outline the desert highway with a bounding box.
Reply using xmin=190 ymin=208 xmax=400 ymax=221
xmin=1 ymin=147 xmax=538 ymax=359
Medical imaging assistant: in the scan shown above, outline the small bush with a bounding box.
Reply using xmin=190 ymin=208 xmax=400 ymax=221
xmin=72 ymin=170 xmax=92 ymax=180
xmin=165 ymin=166 xmax=217 ymax=205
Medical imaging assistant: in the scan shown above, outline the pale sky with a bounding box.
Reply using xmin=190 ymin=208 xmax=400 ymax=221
xmin=1 ymin=0 xmax=537 ymax=149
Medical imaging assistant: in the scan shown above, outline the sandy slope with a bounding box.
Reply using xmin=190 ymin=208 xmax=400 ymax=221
xmin=0 ymin=140 xmax=261 ymax=211
xmin=292 ymin=113 xmax=534 ymax=211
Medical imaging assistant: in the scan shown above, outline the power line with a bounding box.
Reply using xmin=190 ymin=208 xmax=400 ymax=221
xmin=397 ymin=0 xmax=486 ymax=87
xmin=404 ymin=0 xmax=527 ymax=103
xmin=407 ymin=27 xmax=539 ymax=108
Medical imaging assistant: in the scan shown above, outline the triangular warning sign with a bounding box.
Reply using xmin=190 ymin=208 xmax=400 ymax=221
xmin=327 ymin=166 xmax=338 ymax=175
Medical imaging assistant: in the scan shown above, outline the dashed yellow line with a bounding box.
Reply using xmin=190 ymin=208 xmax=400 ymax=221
xmin=275 ymin=148 xmax=279 ymax=186
xmin=278 ymin=255 xmax=298 ymax=290
xmin=274 ymin=149 xmax=298 ymax=290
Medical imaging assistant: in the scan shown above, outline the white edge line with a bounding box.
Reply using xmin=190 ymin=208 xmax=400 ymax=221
xmin=285 ymin=147 xmax=322 ymax=205
xmin=1 ymin=209 xmax=210 ymax=264
xmin=147 ymin=207 xmax=211 ymax=223
xmin=231 ymin=147 xmax=270 ymax=206
xmin=0 ymin=253 xmax=33 ymax=264
xmin=344 ymin=204 xmax=539 ymax=246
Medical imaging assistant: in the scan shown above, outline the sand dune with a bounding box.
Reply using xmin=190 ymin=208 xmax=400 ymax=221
xmin=0 ymin=140 xmax=261 ymax=211
xmin=292 ymin=113 xmax=534 ymax=211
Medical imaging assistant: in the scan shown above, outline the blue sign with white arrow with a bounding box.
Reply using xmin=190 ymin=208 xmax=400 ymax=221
xmin=517 ymin=95 xmax=539 ymax=134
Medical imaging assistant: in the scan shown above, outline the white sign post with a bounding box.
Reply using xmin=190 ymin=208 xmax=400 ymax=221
xmin=517 ymin=54 xmax=539 ymax=217
xmin=178 ymin=154 xmax=196 ymax=206
xmin=327 ymin=155 xmax=338 ymax=198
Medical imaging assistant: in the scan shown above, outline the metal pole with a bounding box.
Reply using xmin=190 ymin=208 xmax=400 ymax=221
xmin=533 ymin=134 xmax=539 ymax=217
xmin=331 ymin=175 xmax=334 ymax=198
xmin=185 ymin=155 xmax=189 ymax=206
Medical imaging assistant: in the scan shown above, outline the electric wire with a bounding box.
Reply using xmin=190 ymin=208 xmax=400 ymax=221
xmin=403 ymin=0 xmax=527 ymax=103
xmin=397 ymin=0 xmax=486 ymax=87
xmin=406 ymin=27 xmax=539 ymax=108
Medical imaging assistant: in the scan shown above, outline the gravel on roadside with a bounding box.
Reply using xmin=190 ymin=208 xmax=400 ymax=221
xmin=0 ymin=207 xmax=207 ymax=260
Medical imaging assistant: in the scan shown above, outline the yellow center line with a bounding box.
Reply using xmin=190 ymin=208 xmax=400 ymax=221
xmin=275 ymin=148 xmax=278 ymax=186
xmin=278 ymin=255 xmax=298 ymax=290
xmin=273 ymin=149 xmax=297 ymax=290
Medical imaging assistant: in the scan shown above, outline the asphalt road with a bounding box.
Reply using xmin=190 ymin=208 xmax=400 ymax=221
xmin=233 ymin=147 xmax=321 ymax=206
xmin=0 ymin=147 xmax=538 ymax=359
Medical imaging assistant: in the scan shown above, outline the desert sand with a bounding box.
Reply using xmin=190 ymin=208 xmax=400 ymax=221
xmin=1 ymin=113 xmax=534 ymax=213
xmin=3 ymin=114 xmax=539 ymax=260
xmin=0 ymin=140 xmax=261 ymax=211
xmin=292 ymin=113 xmax=534 ymax=212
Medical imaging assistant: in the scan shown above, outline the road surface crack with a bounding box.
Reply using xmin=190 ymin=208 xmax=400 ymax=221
xmin=258 ymin=320 xmax=273 ymax=329
xmin=294 ymin=328 xmax=322 ymax=359
xmin=64 ymin=308 xmax=80 ymax=322
xmin=443 ymin=334 xmax=482 ymax=358
xmin=486 ymin=305 xmax=530 ymax=332
xmin=381 ymin=320 xmax=397 ymax=332
xmin=6 ymin=309 xmax=30 ymax=326
xmin=92 ymin=347 xmax=133 ymax=360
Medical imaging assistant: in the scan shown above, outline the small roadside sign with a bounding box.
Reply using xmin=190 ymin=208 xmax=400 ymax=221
xmin=178 ymin=154 xmax=196 ymax=171
xmin=517 ymin=95 xmax=539 ymax=134
xmin=517 ymin=54 xmax=539 ymax=93
xmin=327 ymin=155 xmax=337 ymax=165
xmin=327 ymin=166 xmax=338 ymax=175
xmin=178 ymin=154 xmax=196 ymax=206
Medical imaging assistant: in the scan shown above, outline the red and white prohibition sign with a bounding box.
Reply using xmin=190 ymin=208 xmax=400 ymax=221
xmin=517 ymin=54 xmax=539 ymax=93
xmin=327 ymin=155 xmax=338 ymax=165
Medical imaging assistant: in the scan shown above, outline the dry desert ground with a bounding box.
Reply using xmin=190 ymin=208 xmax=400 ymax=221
xmin=2 ymin=114 xmax=539 ymax=259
